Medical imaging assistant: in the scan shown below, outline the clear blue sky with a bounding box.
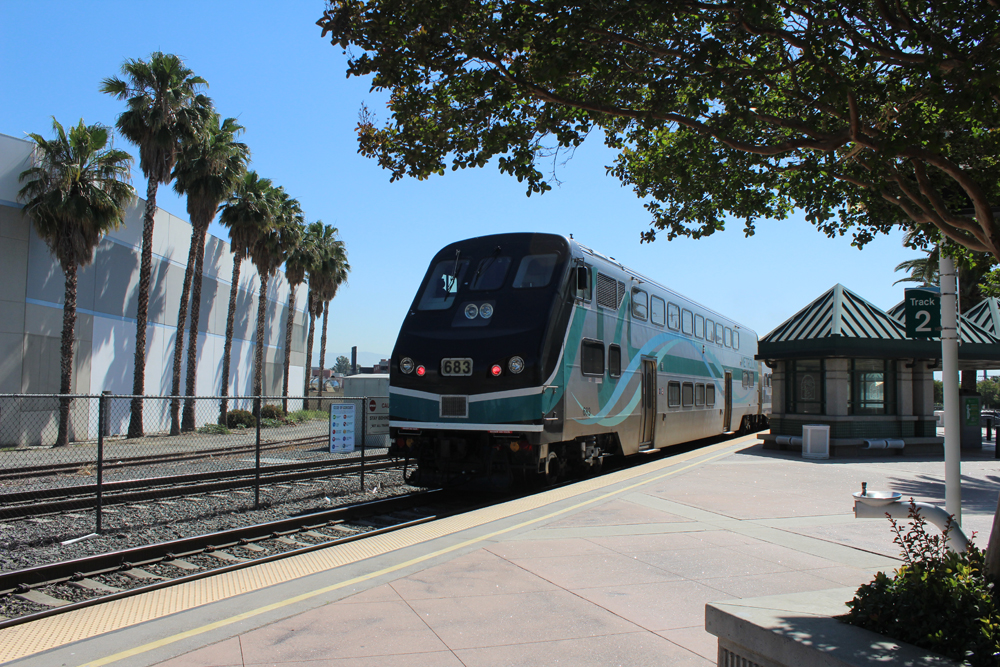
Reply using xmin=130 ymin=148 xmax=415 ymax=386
xmin=0 ymin=1 xmax=924 ymax=368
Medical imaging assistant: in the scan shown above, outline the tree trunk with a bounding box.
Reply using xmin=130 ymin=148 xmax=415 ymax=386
xmin=128 ymin=177 xmax=160 ymax=439
xmin=219 ymin=256 xmax=241 ymax=425
xmin=304 ymin=302 xmax=316 ymax=410
xmin=282 ymin=284 xmax=297 ymax=413
xmin=182 ymin=223 xmax=210 ymax=431
xmin=170 ymin=224 xmax=200 ymax=435
xmin=56 ymin=262 xmax=78 ymax=448
xmin=987 ymin=495 xmax=1000 ymax=578
xmin=318 ymin=300 xmax=330 ymax=406
xmin=254 ymin=272 xmax=270 ymax=400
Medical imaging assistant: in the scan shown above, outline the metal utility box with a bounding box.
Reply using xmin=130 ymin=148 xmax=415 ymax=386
xmin=343 ymin=374 xmax=389 ymax=398
xmin=802 ymin=424 xmax=830 ymax=460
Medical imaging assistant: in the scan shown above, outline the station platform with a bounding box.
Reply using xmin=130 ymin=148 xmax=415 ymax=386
xmin=2 ymin=434 xmax=998 ymax=667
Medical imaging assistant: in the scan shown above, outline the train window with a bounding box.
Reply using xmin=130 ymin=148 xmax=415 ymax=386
xmin=733 ymin=330 xmax=739 ymax=349
xmin=573 ymin=265 xmax=592 ymax=301
xmin=581 ymin=339 xmax=605 ymax=376
xmin=694 ymin=314 xmax=704 ymax=338
xmin=695 ymin=383 xmax=705 ymax=406
xmin=667 ymin=381 xmax=681 ymax=407
xmin=743 ymin=371 xmax=750 ymax=388
xmin=667 ymin=303 xmax=680 ymax=330
xmin=513 ymin=253 xmax=558 ymax=289
xmin=682 ymin=309 xmax=693 ymax=335
xmin=631 ymin=287 xmax=648 ymax=320
xmin=707 ymin=384 xmax=716 ymax=406
xmin=716 ymin=322 xmax=724 ymax=345
xmin=748 ymin=371 xmax=755 ymax=387
xmin=418 ymin=259 xmax=470 ymax=310
xmin=470 ymin=256 xmax=512 ymax=291
xmin=608 ymin=344 xmax=622 ymax=378
xmin=705 ymin=319 xmax=715 ymax=343
xmin=724 ymin=327 xmax=732 ymax=347
xmin=682 ymin=382 xmax=694 ymax=407
xmin=650 ymin=296 xmax=665 ymax=326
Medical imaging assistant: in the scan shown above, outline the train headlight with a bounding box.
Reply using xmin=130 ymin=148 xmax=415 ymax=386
xmin=479 ymin=303 xmax=494 ymax=319
xmin=491 ymin=364 xmax=502 ymax=377
xmin=508 ymin=356 xmax=525 ymax=374
xmin=464 ymin=303 xmax=479 ymax=319
xmin=399 ymin=357 xmax=415 ymax=374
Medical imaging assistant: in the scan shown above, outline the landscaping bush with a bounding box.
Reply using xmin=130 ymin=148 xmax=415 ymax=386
xmin=261 ymin=404 xmax=286 ymax=421
xmin=197 ymin=423 xmax=229 ymax=435
xmin=287 ymin=409 xmax=327 ymax=424
xmin=226 ymin=409 xmax=255 ymax=429
xmin=843 ymin=501 xmax=1000 ymax=666
xmin=260 ymin=417 xmax=283 ymax=428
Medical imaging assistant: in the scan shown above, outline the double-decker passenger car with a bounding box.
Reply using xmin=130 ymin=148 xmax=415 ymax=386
xmin=389 ymin=233 xmax=767 ymax=485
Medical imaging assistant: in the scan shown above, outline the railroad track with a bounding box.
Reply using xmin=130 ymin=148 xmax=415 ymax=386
xmin=0 ymin=434 xmax=331 ymax=483
xmin=0 ymin=490 xmax=465 ymax=628
xmin=0 ymin=454 xmax=397 ymax=520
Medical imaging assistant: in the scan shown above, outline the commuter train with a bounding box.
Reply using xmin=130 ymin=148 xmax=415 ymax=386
xmin=389 ymin=233 xmax=770 ymax=485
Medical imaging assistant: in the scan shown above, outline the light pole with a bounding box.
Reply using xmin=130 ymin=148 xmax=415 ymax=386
xmin=940 ymin=254 xmax=962 ymax=525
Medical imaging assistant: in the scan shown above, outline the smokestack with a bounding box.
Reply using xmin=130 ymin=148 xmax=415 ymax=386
xmin=351 ymin=346 xmax=357 ymax=375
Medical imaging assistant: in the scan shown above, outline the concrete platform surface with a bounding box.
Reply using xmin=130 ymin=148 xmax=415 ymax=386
xmin=5 ymin=435 xmax=997 ymax=667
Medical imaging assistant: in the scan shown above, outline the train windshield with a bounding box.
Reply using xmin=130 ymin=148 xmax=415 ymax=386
xmin=417 ymin=259 xmax=470 ymax=310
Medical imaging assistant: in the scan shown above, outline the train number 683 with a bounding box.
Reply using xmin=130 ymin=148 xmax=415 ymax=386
xmin=441 ymin=358 xmax=474 ymax=376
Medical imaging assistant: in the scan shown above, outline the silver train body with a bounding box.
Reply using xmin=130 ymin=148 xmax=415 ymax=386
xmin=389 ymin=233 xmax=769 ymax=484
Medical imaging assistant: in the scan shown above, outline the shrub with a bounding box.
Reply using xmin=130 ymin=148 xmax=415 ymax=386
xmin=843 ymin=501 xmax=1000 ymax=666
xmin=197 ymin=423 xmax=229 ymax=435
xmin=261 ymin=404 xmax=286 ymax=421
xmin=287 ymin=409 xmax=327 ymax=424
xmin=260 ymin=417 xmax=283 ymax=428
xmin=226 ymin=409 xmax=255 ymax=429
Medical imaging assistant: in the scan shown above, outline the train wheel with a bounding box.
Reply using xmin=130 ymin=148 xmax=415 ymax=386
xmin=543 ymin=451 xmax=565 ymax=485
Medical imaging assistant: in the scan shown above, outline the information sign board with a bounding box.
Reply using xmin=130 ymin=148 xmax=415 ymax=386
xmin=904 ymin=287 xmax=941 ymax=339
xmin=329 ymin=403 xmax=356 ymax=453
xmin=366 ymin=397 xmax=390 ymax=435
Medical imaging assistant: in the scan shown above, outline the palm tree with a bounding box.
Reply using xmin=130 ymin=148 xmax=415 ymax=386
xmin=248 ymin=187 xmax=302 ymax=399
xmin=17 ymin=119 xmax=134 ymax=446
xmin=218 ymin=171 xmax=273 ymax=424
xmin=101 ymin=52 xmax=211 ymax=438
xmin=281 ymin=221 xmax=317 ymax=412
xmin=313 ymin=232 xmax=350 ymax=394
xmin=302 ymin=224 xmax=341 ymax=403
xmin=171 ymin=114 xmax=250 ymax=433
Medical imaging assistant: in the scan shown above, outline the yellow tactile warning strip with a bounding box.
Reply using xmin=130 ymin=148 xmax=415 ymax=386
xmin=0 ymin=434 xmax=756 ymax=665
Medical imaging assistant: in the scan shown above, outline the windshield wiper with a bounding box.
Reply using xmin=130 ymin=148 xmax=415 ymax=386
xmin=473 ymin=246 xmax=501 ymax=287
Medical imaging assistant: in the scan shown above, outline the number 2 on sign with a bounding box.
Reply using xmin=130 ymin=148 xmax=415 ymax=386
xmin=914 ymin=310 xmax=932 ymax=332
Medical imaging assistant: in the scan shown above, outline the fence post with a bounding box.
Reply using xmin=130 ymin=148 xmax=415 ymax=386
xmin=96 ymin=391 xmax=108 ymax=534
xmin=360 ymin=396 xmax=366 ymax=492
xmin=254 ymin=396 xmax=262 ymax=510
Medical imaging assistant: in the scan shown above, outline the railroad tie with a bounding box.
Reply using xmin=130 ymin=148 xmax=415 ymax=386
xmin=69 ymin=578 xmax=122 ymax=593
xmin=15 ymin=590 xmax=69 ymax=607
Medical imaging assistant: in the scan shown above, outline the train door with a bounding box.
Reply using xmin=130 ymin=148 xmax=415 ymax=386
xmin=640 ymin=359 xmax=656 ymax=446
xmin=723 ymin=371 xmax=733 ymax=432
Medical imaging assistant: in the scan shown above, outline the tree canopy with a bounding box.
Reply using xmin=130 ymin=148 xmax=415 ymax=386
xmin=319 ymin=0 xmax=1000 ymax=258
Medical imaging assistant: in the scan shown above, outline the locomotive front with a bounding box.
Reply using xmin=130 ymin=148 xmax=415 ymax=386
xmin=389 ymin=233 xmax=575 ymax=485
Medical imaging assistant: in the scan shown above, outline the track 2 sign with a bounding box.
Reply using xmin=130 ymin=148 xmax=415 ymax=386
xmin=904 ymin=287 xmax=941 ymax=339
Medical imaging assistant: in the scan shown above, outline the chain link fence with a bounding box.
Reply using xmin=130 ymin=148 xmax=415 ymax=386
xmin=0 ymin=394 xmax=391 ymax=533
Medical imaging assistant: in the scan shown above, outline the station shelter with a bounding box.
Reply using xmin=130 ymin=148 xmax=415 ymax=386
xmin=757 ymin=285 xmax=1000 ymax=456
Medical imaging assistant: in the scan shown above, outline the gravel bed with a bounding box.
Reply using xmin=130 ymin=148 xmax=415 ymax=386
xmin=0 ymin=468 xmax=419 ymax=574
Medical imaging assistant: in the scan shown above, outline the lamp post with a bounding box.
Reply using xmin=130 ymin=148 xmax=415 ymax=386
xmin=940 ymin=254 xmax=962 ymax=525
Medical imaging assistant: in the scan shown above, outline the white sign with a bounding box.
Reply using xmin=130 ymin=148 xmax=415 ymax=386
xmin=329 ymin=403 xmax=356 ymax=453
xmin=366 ymin=397 xmax=390 ymax=435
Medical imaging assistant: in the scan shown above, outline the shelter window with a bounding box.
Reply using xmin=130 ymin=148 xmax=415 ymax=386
xmin=682 ymin=309 xmax=693 ymax=335
xmin=724 ymin=327 xmax=732 ymax=347
xmin=706 ymin=384 xmax=716 ymax=406
xmin=695 ymin=383 xmax=705 ymax=406
xmin=469 ymin=256 xmax=511 ymax=291
xmin=512 ymin=253 xmax=558 ymax=289
xmin=705 ymin=320 xmax=715 ymax=343
xmin=581 ymin=339 xmax=605 ymax=376
xmin=667 ymin=381 xmax=681 ymax=407
xmin=848 ymin=359 xmax=896 ymax=415
xmin=788 ymin=359 xmax=824 ymax=415
xmin=694 ymin=314 xmax=705 ymax=339
xmin=418 ymin=259 xmax=470 ymax=310
xmin=667 ymin=303 xmax=680 ymax=330
xmin=650 ymin=296 xmax=665 ymax=326
xmin=608 ymin=344 xmax=622 ymax=378
xmin=682 ymin=382 xmax=694 ymax=407
xmin=631 ymin=288 xmax=648 ymax=320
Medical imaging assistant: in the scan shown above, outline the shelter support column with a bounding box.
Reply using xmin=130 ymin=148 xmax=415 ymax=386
xmin=824 ymin=359 xmax=849 ymax=417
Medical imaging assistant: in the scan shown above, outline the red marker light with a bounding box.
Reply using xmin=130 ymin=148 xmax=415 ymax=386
xmin=416 ymin=365 xmax=426 ymax=377
xmin=491 ymin=364 xmax=502 ymax=377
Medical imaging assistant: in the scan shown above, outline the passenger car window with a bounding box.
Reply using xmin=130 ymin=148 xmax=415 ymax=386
xmin=631 ymin=288 xmax=648 ymax=320
xmin=695 ymin=314 xmax=704 ymax=338
xmin=716 ymin=322 xmax=724 ymax=344
xmin=707 ymin=384 xmax=716 ymax=405
xmin=608 ymin=344 xmax=622 ymax=377
xmin=667 ymin=303 xmax=680 ymax=330
xmin=417 ymin=260 xmax=470 ymax=310
xmin=581 ymin=339 xmax=605 ymax=376
xmin=705 ymin=319 xmax=715 ymax=343
xmin=733 ymin=330 xmax=739 ymax=349
xmin=650 ymin=296 xmax=665 ymax=326
xmin=682 ymin=309 xmax=693 ymax=335
xmin=695 ymin=384 xmax=705 ymax=406
xmin=682 ymin=383 xmax=694 ymax=407
xmin=667 ymin=382 xmax=680 ymax=407
xmin=512 ymin=253 xmax=558 ymax=289
xmin=724 ymin=327 xmax=732 ymax=347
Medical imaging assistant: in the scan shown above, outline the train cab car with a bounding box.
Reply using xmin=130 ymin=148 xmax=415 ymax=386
xmin=389 ymin=232 xmax=761 ymax=486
